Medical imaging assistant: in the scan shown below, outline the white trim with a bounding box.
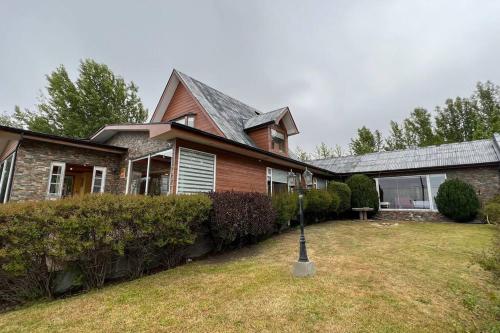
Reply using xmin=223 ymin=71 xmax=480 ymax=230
xmin=213 ymin=153 xmax=217 ymax=192
xmin=144 ymin=155 xmax=151 ymax=195
xmin=91 ymin=166 xmax=107 ymax=193
xmin=3 ymin=152 xmax=15 ymax=203
xmin=125 ymin=159 xmax=132 ymax=194
xmin=47 ymin=162 xmax=66 ymax=198
xmin=426 ymin=175 xmax=433 ymax=210
xmin=266 ymin=167 xmax=273 ymax=195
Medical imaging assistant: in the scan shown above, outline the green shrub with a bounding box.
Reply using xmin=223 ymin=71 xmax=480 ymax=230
xmin=272 ymin=192 xmax=298 ymax=231
xmin=304 ymin=189 xmax=335 ymax=221
xmin=209 ymin=192 xmax=276 ymax=251
xmin=346 ymin=174 xmax=379 ymax=213
xmin=435 ymin=179 xmax=480 ymax=222
xmin=483 ymin=195 xmax=500 ymax=224
xmin=0 ymin=194 xmax=211 ymax=300
xmin=327 ymin=181 xmax=351 ymax=214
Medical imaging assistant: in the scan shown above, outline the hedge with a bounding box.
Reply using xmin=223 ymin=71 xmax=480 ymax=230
xmin=435 ymin=179 xmax=480 ymax=222
xmin=0 ymin=194 xmax=211 ymax=302
xmin=209 ymin=191 xmax=276 ymax=251
xmin=327 ymin=181 xmax=351 ymax=214
xmin=346 ymin=174 xmax=379 ymax=213
xmin=483 ymin=195 xmax=500 ymax=225
xmin=272 ymin=192 xmax=299 ymax=231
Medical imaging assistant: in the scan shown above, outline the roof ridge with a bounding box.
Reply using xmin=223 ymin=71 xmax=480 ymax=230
xmin=312 ymin=138 xmax=494 ymax=162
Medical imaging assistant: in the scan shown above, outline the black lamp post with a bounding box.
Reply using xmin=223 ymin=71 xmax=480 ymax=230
xmin=288 ymin=168 xmax=316 ymax=276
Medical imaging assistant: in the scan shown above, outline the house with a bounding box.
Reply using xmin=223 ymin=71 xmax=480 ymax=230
xmin=0 ymin=69 xmax=498 ymax=221
xmin=311 ymin=134 xmax=500 ymax=220
xmin=0 ymin=69 xmax=333 ymax=203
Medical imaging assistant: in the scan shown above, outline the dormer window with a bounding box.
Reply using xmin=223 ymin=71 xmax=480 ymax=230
xmin=271 ymin=129 xmax=285 ymax=152
xmin=173 ymin=114 xmax=195 ymax=127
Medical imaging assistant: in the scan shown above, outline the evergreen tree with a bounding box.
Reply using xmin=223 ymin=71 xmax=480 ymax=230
xmin=350 ymin=126 xmax=382 ymax=155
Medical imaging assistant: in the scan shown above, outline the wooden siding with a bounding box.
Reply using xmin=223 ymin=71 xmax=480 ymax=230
xmin=161 ymin=84 xmax=222 ymax=136
xmin=247 ymin=126 xmax=270 ymax=151
xmin=170 ymin=139 xmax=307 ymax=194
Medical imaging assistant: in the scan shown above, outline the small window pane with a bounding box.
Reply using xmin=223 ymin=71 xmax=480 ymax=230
xmin=187 ymin=116 xmax=195 ymax=127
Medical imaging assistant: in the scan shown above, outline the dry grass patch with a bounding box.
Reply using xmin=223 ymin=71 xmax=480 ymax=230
xmin=0 ymin=221 xmax=498 ymax=332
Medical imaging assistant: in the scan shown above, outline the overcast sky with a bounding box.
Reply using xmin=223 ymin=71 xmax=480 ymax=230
xmin=1 ymin=0 xmax=500 ymax=152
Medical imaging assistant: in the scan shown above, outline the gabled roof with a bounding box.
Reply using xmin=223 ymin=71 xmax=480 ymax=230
xmin=311 ymin=135 xmax=500 ymax=174
xmin=244 ymin=107 xmax=299 ymax=135
xmin=150 ymin=70 xmax=299 ymax=146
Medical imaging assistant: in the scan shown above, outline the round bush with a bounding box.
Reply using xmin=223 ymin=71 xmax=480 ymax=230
xmin=304 ymin=189 xmax=334 ymax=220
xmin=328 ymin=181 xmax=351 ymax=214
xmin=345 ymin=174 xmax=379 ymax=213
xmin=435 ymin=179 xmax=480 ymax=222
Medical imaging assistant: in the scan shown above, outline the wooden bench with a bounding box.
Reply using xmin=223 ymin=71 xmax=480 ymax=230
xmin=352 ymin=207 xmax=374 ymax=220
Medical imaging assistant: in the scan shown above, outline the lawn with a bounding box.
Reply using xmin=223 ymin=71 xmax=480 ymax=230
xmin=0 ymin=221 xmax=498 ymax=332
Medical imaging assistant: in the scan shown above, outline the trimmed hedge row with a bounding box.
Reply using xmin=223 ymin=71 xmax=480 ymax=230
xmin=209 ymin=191 xmax=276 ymax=251
xmin=0 ymin=194 xmax=211 ymax=304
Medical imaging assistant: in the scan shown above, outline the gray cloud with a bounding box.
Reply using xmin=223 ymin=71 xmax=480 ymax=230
xmin=1 ymin=0 xmax=499 ymax=151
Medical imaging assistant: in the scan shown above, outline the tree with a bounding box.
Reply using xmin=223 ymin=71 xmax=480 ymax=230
xmin=435 ymin=97 xmax=480 ymax=143
xmin=403 ymin=108 xmax=438 ymax=147
xmin=13 ymin=59 xmax=148 ymax=138
xmin=293 ymin=146 xmax=311 ymax=162
xmin=473 ymin=81 xmax=500 ymax=137
xmin=350 ymin=126 xmax=383 ymax=155
xmin=385 ymin=120 xmax=406 ymax=151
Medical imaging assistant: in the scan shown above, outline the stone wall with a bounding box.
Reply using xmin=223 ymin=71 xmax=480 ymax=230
xmin=10 ymin=139 xmax=123 ymax=202
xmin=446 ymin=166 xmax=499 ymax=204
xmin=105 ymin=132 xmax=172 ymax=160
xmin=375 ymin=210 xmax=450 ymax=222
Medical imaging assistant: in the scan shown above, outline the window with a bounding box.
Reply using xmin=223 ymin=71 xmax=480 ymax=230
xmin=376 ymin=174 xmax=446 ymax=211
xmin=267 ymin=168 xmax=289 ymax=195
xmin=91 ymin=167 xmax=107 ymax=193
xmin=176 ymin=147 xmax=215 ymax=194
xmin=172 ymin=114 xmax=195 ymax=127
xmin=271 ymin=129 xmax=285 ymax=152
xmin=127 ymin=149 xmax=172 ymax=195
xmin=47 ymin=162 xmax=66 ymax=197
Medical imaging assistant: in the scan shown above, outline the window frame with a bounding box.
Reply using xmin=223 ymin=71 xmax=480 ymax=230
xmin=175 ymin=147 xmax=216 ymax=194
xmin=375 ymin=173 xmax=447 ymax=212
xmin=172 ymin=114 xmax=195 ymax=127
xmin=91 ymin=166 xmax=107 ymax=193
xmin=47 ymin=162 xmax=66 ymax=198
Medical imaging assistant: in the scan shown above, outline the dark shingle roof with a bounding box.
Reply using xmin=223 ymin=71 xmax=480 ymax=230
xmin=244 ymin=107 xmax=288 ymax=130
xmin=176 ymin=71 xmax=262 ymax=146
xmin=311 ymin=136 xmax=500 ymax=174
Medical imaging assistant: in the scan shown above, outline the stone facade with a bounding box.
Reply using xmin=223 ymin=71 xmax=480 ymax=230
xmin=375 ymin=210 xmax=450 ymax=222
xmin=10 ymin=139 xmax=123 ymax=202
xmin=446 ymin=166 xmax=499 ymax=204
xmin=105 ymin=132 xmax=172 ymax=160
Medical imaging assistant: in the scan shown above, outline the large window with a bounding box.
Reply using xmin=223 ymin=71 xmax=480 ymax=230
xmin=127 ymin=149 xmax=172 ymax=195
xmin=376 ymin=174 xmax=446 ymax=211
xmin=176 ymin=147 xmax=215 ymax=194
